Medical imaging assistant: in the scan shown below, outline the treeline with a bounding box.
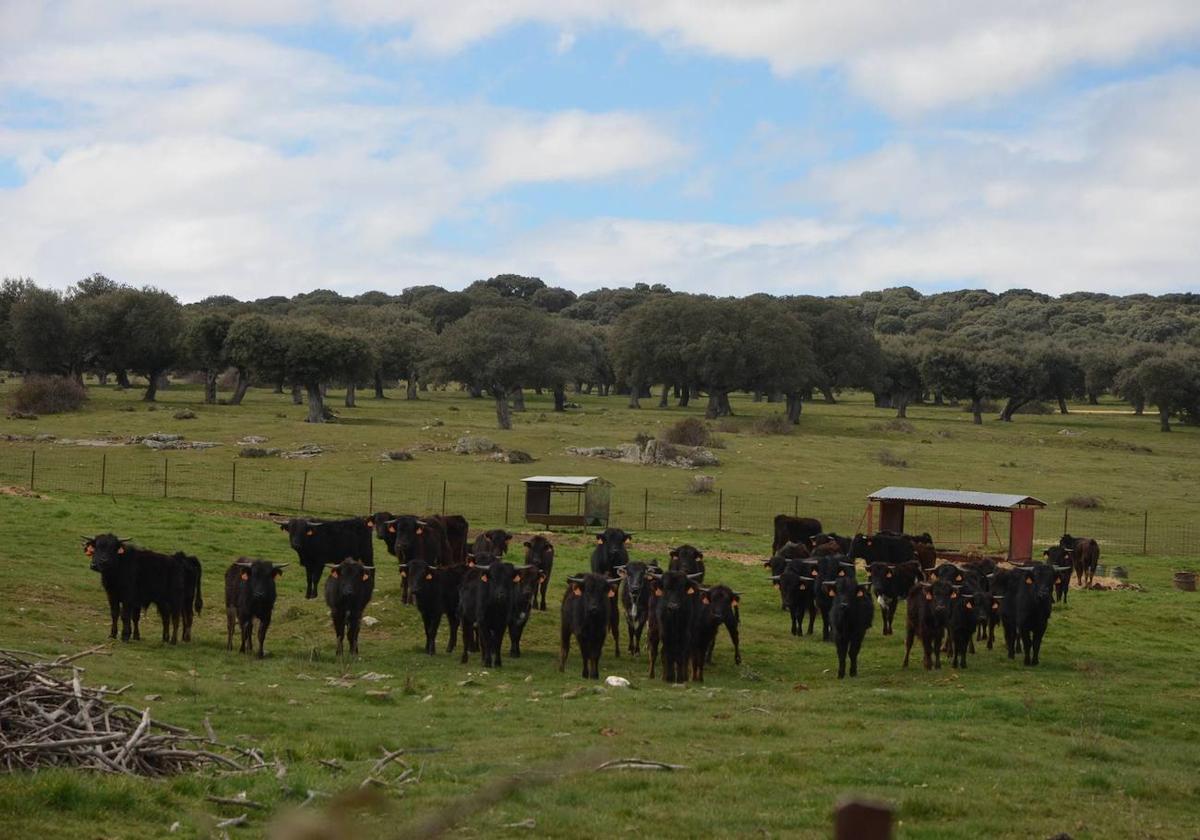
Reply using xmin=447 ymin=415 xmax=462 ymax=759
xmin=2 ymin=273 xmax=1199 ymax=430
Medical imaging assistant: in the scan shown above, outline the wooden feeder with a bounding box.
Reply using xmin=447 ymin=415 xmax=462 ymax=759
xmin=521 ymin=475 xmax=612 ymax=529
xmin=865 ymin=486 xmax=1046 ymax=562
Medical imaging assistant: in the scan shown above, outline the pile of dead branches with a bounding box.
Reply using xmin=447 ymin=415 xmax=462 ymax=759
xmin=0 ymin=647 xmax=269 ymax=776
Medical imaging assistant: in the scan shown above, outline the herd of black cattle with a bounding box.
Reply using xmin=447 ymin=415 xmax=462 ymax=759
xmin=78 ymin=513 xmax=1100 ymax=682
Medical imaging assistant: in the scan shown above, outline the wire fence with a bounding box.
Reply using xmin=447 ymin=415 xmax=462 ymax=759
xmin=1 ymin=447 xmax=1197 ymax=558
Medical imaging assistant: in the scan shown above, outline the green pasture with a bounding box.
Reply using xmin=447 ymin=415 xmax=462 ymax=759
xmin=1 ymin=382 xmax=1199 ymax=838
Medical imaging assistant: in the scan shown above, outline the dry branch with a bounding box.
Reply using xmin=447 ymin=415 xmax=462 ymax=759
xmin=0 ymin=648 xmax=268 ymax=777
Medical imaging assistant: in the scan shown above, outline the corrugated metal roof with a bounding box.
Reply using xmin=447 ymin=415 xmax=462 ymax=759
xmin=520 ymin=475 xmax=607 ymax=486
xmin=868 ymin=486 xmax=1046 ymax=510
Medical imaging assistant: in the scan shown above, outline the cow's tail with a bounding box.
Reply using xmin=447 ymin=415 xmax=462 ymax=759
xmin=192 ymin=558 xmax=204 ymax=614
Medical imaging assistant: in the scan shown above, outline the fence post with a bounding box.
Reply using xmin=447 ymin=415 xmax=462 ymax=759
xmin=100 ymin=453 xmax=107 ymax=495
xmin=441 ymin=480 xmax=447 ymax=516
xmin=981 ymin=511 xmax=989 ymax=546
xmin=300 ymin=471 xmax=308 ymax=510
xmin=368 ymin=475 xmax=374 ymax=512
xmin=162 ymin=458 xmax=168 ymax=498
xmin=504 ymin=485 xmax=510 ymax=525
xmin=1142 ymin=511 xmax=1149 ymax=555
xmin=1063 ymin=508 xmax=1069 ymax=534
xmin=29 ymin=450 xmax=35 ymax=491
xmin=231 ymin=460 xmax=237 ymax=502
xmin=794 ymin=495 xmax=799 ymax=517
xmin=718 ymin=489 xmax=724 ymax=531
xmin=643 ymin=488 xmax=649 ymax=531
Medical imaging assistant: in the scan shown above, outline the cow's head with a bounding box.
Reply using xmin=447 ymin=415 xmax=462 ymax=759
xmin=280 ymin=518 xmax=325 ymax=551
xmin=511 ymin=564 xmax=544 ymax=617
xmin=484 ymin=530 xmax=514 ymax=554
xmin=848 ymin=534 xmax=871 ymax=561
xmin=594 ymin=528 xmax=632 ymax=558
xmin=1019 ymin=563 xmax=1056 ymax=603
xmin=656 ymin=570 xmax=698 ymax=614
xmin=524 ymin=536 xmax=554 ymax=568
xmin=921 ymin=579 xmax=953 ymax=616
xmin=574 ymin=573 xmax=618 ymax=615
xmin=236 ymin=558 xmax=286 ymax=602
xmin=325 ymin=558 xmax=373 ymax=600
xmin=85 ymin=533 xmax=129 ymax=572
xmin=385 ymin=516 xmax=424 ymax=560
xmin=406 ymin=556 xmax=435 ymax=596
xmin=371 ymin=512 xmax=396 ymax=541
xmin=704 ymin=585 xmax=738 ymax=622
xmin=669 ymin=544 xmax=704 ymax=575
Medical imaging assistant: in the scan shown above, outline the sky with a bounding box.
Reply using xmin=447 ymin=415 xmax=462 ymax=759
xmin=2 ymin=2 xmax=1200 ymax=302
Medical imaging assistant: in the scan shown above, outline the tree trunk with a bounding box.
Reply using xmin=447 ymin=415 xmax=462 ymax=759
xmin=554 ymin=384 xmax=566 ymax=412
xmin=895 ymin=394 xmax=909 ymax=418
xmin=305 ymin=383 xmax=325 ymax=423
xmin=116 ymin=370 xmax=130 ymax=389
xmin=230 ymin=369 xmax=250 ymax=405
xmin=1159 ymin=405 xmax=1171 ymax=432
xmin=419 ymin=381 xmax=428 ymax=392
xmin=273 ymin=380 xmax=284 ymax=394
xmin=718 ymin=390 xmax=733 ymax=416
xmin=467 ymin=384 xmax=482 ymax=398
xmin=291 ymin=383 xmax=303 ymax=405
xmin=673 ymin=384 xmax=681 ymax=399
xmin=628 ymin=384 xmax=641 ymax=409
xmin=204 ymin=371 xmax=217 ymax=404
xmin=345 ymin=382 xmax=356 ymax=408
xmin=1000 ymin=396 xmax=1029 ymax=422
xmin=820 ymin=386 xmax=836 ymax=404
xmin=512 ymin=386 xmax=526 ymax=412
xmin=534 ymin=386 xmax=543 ymax=395
xmin=1088 ymin=392 xmax=1099 ymax=405
xmin=1133 ymin=396 xmax=1144 ymax=415
xmin=97 ymin=372 xmax=108 ymax=386
xmin=933 ymin=389 xmax=944 ymax=406
xmin=704 ymin=391 xmax=719 ymax=419
xmin=658 ymin=383 xmax=669 ymax=408
xmin=143 ymin=370 xmax=160 ymax=402
xmin=970 ymin=397 xmax=983 ymax=425
xmin=494 ymin=388 xmax=512 ymax=430
xmin=786 ymin=392 xmax=802 ymax=424
xmin=678 ymin=383 xmax=690 ymax=407
xmin=406 ymin=369 xmax=419 ymax=400
xmin=752 ymin=391 xmax=763 ymax=403
xmin=320 ymin=383 xmax=327 ymax=399
xmin=374 ymin=371 xmax=386 ymax=399
xmin=1058 ymin=396 xmax=1069 ymax=415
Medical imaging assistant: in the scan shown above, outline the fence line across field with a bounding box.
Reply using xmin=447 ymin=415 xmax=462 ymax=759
xmin=1 ymin=447 xmax=1196 ymax=558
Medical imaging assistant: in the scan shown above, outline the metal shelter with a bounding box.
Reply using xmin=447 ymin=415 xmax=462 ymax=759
xmin=521 ymin=475 xmax=611 ymax=528
xmin=866 ymin=486 xmax=1047 ymax=562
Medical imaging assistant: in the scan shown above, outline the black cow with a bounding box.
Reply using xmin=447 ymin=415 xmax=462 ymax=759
xmin=324 ymin=559 xmax=375 ymax=657
xmin=407 ymin=554 xmax=464 ymax=655
xmin=387 ymin=515 xmax=454 ymax=604
xmin=1043 ymin=546 xmax=1072 ymax=603
xmin=903 ymin=579 xmax=952 ymax=670
xmin=473 ymin=529 xmax=514 ymax=557
xmin=764 ymin=541 xmax=811 ymax=609
xmin=507 ymin=564 xmax=545 ymax=658
xmin=84 ymin=534 xmax=201 ymax=644
xmin=773 ymin=515 xmax=823 ymax=553
xmin=1059 ymin=534 xmax=1100 ymax=587
xmin=828 ymin=576 xmax=873 ymax=678
xmin=559 ymin=573 xmax=621 ymax=679
xmin=280 ymin=516 xmax=374 ymax=599
xmin=867 ymin=559 xmax=921 ymax=636
xmin=947 ymin=583 xmax=978 ymax=669
xmin=693 ymin=584 xmax=741 ymax=674
xmin=371 ymin=510 xmax=398 ymax=554
xmin=648 ymin=569 xmax=701 ymax=684
xmin=225 ymin=558 xmax=285 ymax=657
xmin=459 ymin=559 xmax=517 ymax=667
xmin=523 ymin=535 xmax=555 ymax=610
xmin=850 ymin=532 xmax=916 ymax=568
xmin=590 ymin=528 xmax=630 ymax=656
xmin=668 ymin=544 xmax=705 ymax=582
xmin=1003 ymin=562 xmax=1067 ymax=666
xmin=435 ymin=514 xmax=471 ymax=566
xmin=620 ymin=561 xmax=658 ymax=655
xmin=771 ymin=557 xmax=819 ymax=636
xmin=810 ymin=532 xmax=852 ymax=554
xmin=814 ymin=554 xmax=856 ymax=641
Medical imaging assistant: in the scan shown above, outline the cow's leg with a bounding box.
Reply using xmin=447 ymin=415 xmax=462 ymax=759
xmin=806 ymin=604 xmax=816 ymax=635
xmin=333 ymin=611 xmax=345 ymax=657
xmin=648 ymin=634 xmax=658 ymax=678
xmin=1021 ymin=628 xmax=1032 ymax=665
xmin=446 ymin=604 xmax=459 ymax=653
xmin=539 ymin=579 xmax=548 ymax=612
xmin=119 ymin=603 xmax=133 ymax=642
xmin=106 ymin=591 xmax=120 ymax=639
xmin=849 ymin=634 xmax=862 ymax=677
xmin=400 ymin=573 xmax=410 ymax=605
xmin=460 ymin=622 xmax=472 ymax=664
xmin=610 ymin=601 xmax=620 ymax=658
xmin=558 ymin=626 xmax=571 ymax=673
xmin=836 ymin=637 xmax=847 ymax=679
xmin=226 ymin=610 xmax=235 ymax=651
xmin=1031 ymin=625 xmax=1044 ymax=666
xmin=922 ymin=634 xmax=933 ymax=670
xmin=257 ymin=617 xmax=269 ymax=658
xmin=492 ymin=628 xmax=502 ymax=668
xmin=903 ymin=625 xmax=915 ymax=668
xmin=241 ymin=618 xmax=252 ymax=654
xmin=350 ymin=613 xmax=362 ymax=656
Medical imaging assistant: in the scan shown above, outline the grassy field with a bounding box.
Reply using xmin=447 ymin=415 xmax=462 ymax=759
xmin=1 ymin=383 xmax=1199 ymax=838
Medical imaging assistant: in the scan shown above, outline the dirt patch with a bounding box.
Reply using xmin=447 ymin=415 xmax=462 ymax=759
xmin=1085 ymin=576 xmax=1144 ymax=592
xmin=0 ymin=485 xmax=46 ymax=499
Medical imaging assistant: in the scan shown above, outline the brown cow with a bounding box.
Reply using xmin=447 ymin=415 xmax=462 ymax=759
xmin=1059 ymin=534 xmax=1100 ymax=586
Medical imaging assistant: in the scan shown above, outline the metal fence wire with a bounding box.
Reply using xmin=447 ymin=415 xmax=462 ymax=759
xmin=1 ymin=447 xmax=1196 ymax=557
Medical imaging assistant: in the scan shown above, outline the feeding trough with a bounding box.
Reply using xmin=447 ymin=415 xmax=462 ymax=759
xmin=521 ymin=475 xmax=611 ymax=528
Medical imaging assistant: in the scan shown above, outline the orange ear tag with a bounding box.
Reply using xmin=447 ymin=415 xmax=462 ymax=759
xmin=240 ymin=571 xmax=249 ymax=581
xmin=965 ymin=601 xmax=973 ymax=610
xmin=856 ymin=590 xmax=864 ymax=598
xmin=513 ymin=574 xmax=521 ymax=583
xmin=573 ymin=586 xmax=583 ymax=596
xmin=654 ymin=588 xmax=663 ymax=597
xmin=732 ymin=598 xmax=739 ymax=607
xmin=702 ymin=596 xmax=710 ymax=604
xmin=481 ymin=574 xmax=489 ymax=582
xmin=306 ymin=529 xmax=314 ymax=537
xmin=366 ymin=520 xmax=374 ymax=528
xmin=425 ymin=573 xmax=433 ymax=580
xmin=1025 ymin=577 xmax=1033 ymax=585
xmin=84 ymin=545 xmax=94 ymax=556
xmin=388 ymin=525 xmax=396 ymax=533
xmin=925 ymin=593 xmax=933 ymax=601
xmin=773 ymin=582 xmax=780 ymax=589
xmin=799 ymin=583 xmax=806 ymax=590
xmin=330 ymin=570 xmax=339 ymax=578
xmin=117 ymin=546 xmax=125 ymax=555
xmin=687 ymin=587 xmax=695 ymax=595
xmin=362 ymin=573 xmax=370 ymax=581
xmin=608 ymin=589 xmax=616 ymax=598
xmin=416 ymin=527 xmax=423 ymax=535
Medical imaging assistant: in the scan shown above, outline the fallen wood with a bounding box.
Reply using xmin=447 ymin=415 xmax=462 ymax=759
xmin=205 ymin=795 xmax=266 ymax=810
xmin=596 ymin=758 xmax=687 ymax=771
xmin=215 ymin=813 xmax=248 ymax=829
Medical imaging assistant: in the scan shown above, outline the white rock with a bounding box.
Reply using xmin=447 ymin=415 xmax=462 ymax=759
xmin=604 ymin=676 xmax=631 ymax=688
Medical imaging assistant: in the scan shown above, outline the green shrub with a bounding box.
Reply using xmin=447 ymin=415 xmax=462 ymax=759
xmin=661 ymin=417 xmax=713 ymax=447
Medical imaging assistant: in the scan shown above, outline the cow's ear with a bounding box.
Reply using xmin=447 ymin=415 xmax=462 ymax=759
xmin=595 ymin=535 xmax=604 ymax=544
xmin=523 ymin=541 xmax=532 ymax=548
xmin=624 ymin=534 xmax=633 ymax=543
xmin=84 ymin=544 xmax=95 ymax=556
xmin=362 ymin=572 xmax=370 ymax=581
xmin=669 ymin=549 xmax=678 ymax=558
xmin=279 ymin=522 xmax=288 ymax=531
xmin=731 ymin=596 xmax=740 ymax=607
xmin=701 ymin=595 xmax=710 ymax=604
xmin=330 ymin=569 xmax=339 ymax=578
xmin=466 ymin=554 xmax=476 ymax=567
xmin=272 ymin=567 xmax=284 ymax=577
xmin=696 ymin=551 xmax=704 ymax=559
xmin=772 ymin=582 xmax=780 ymax=589
xmin=608 ymin=587 xmax=617 ymax=598
xmin=538 ymin=572 xmax=547 ymax=582
xmin=1025 ymin=576 xmax=1033 ymax=585
xmin=687 ymin=586 xmax=696 ymax=595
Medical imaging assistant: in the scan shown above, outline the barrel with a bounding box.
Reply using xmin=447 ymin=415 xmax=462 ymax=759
xmin=1174 ymin=571 xmax=1197 ymax=592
